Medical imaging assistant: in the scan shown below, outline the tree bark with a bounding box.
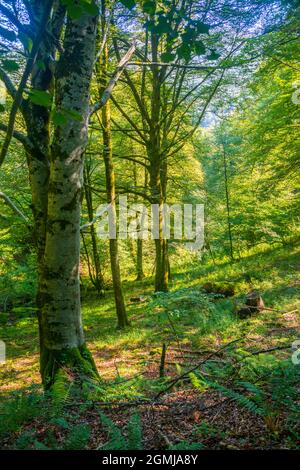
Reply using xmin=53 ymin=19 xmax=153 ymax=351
xmin=83 ymin=164 xmax=105 ymax=296
xmin=148 ymin=30 xmax=169 ymax=292
xmin=222 ymin=142 xmax=234 ymax=261
xmin=97 ymin=1 xmax=129 ymax=328
xmin=39 ymin=11 xmax=99 ymax=388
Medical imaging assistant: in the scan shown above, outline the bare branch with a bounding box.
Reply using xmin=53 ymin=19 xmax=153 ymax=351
xmin=0 ymin=66 xmax=17 ymax=99
xmin=0 ymin=3 xmax=34 ymax=39
xmin=90 ymin=44 xmax=136 ymax=117
xmin=127 ymin=61 xmax=216 ymax=70
xmin=0 ymin=191 xmax=29 ymax=223
xmin=0 ymin=0 xmax=54 ymax=169
xmin=0 ymin=122 xmax=33 ymax=149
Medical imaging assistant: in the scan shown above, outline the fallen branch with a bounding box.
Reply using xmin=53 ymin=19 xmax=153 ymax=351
xmin=245 ymin=345 xmax=291 ymax=357
xmin=155 ymin=337 xmax=244 ymax=399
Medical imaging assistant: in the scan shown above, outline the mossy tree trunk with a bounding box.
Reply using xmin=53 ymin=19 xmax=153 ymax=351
xmin=148 ymin=29 xmax=169 ymax=292
xmin=1 ymin=3 xmax=100 ymax=389
xmin=38 ymin=10 xmax=99 ymax=388
xmin=83 ymin=164 xmax=105 ymax=296
xmin=133 ymin=163 xmax=145 ymax=281
xmin=96 ymin=1 xmax=129 ymax=328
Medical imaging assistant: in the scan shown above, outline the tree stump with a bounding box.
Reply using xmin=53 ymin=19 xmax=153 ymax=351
xmin=236 ymin=291 xmax=265 ymax=319
xmin=245 ymin=291 xmax=265 ymax=312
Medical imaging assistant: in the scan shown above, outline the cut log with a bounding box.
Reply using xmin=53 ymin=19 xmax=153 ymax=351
xmin=236 ymin=306 xmax=256 ymax=319
xmin=246 ymin=291 xmax=265 ymax=312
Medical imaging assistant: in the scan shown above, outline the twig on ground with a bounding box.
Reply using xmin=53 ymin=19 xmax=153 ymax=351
xmin=155 ymin=337 xmax=244 ymax=399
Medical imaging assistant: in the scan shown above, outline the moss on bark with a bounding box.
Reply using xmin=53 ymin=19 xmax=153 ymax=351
xmin=41 ymin=343 xmax=99 ymax=390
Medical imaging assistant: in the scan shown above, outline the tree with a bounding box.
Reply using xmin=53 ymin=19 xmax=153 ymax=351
xmin=95 ymin=0 xmax=129 ymax=328
xmin=0 ymin=0 xmax=100 ymax=388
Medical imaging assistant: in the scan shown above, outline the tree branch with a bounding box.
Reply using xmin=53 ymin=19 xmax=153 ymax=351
xmin=0 ymin=122 xmax=33 ymax=149
xmin=0 ymin=0 xmax=54 ymax=169
xmin=0 ymin=3 xmax=34 ymax=39
xmin=0 ymin=66 xmax=17 ymax=99
xmin=0 ymin=191 xmax=29 ymax=223
xmin=90 ymin=43 xmax=136 ymax=117
xmin=127 ymin=61 xmax=216 ymax=70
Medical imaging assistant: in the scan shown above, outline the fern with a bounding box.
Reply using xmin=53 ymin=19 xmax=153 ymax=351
xmin=238 ymin=381 xmax=263 ymax=401
xmin=15 ymin=431 xmax=35 ymax=449
xmin=34 ymin=440 xmax=51 ymax=450
xmin=50 ymin=416 xmax=71 ymax=430
xmin=189 ymin=372 xmax=208 ymax=393
xmin=126 ymin=414 xmax=143 ymax=450
xmin=51 ymin=369 xmax=73 ymax=410
xmin=207 ymin=381 xmax=265 ymax=416
xmin=64 ymin=424 xmax=91 ymax=450
xmin=0 ymin=390 xmax=43 ymax=437
xmin=99 ymin=413 xmax=143 ymax=450
xmin=168 ymin=442 xmax=204 ymax=450
xmin=100 ymin=413 xmax=127 ymax=450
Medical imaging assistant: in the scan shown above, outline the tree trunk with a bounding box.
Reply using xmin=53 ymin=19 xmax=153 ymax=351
xmin=222 ymin=142 xmax=234 ymax=261
xmin=97 ymin=4 xmax=129 ymax=328
xmin=148 ymin=30 xmax=169 ymax=292
xmin=136 ymin=238 xmax=144 ymax=281
xmin=22 ymin=1 xmax=66 ymax=386
xmin=133 ymin=163 xmax=145 ymax=281
xmin=83 ymin=165 xmax=105 ymax=296
xmin=39 ymin=11 xmax=99 ymax=388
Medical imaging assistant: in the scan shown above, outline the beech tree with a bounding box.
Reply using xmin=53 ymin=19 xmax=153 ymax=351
xmin=0 ymin=0 xmax=100 ymax=388
xmin=96 ymin=0 xmax=129 ymax=328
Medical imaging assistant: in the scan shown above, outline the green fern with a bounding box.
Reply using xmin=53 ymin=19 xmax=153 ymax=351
xmin=168 ymin=441 xmax=204 ymax=450
xmin=126 ymin=414 xmax=143 ymax=450
xmin=238 ymin=381 xmax=264 ymax=400
xmin=100 ymin=413 xmax=127 ymax=450
xmin=51 ymin=370 xmax=73 ymax=407
xmin=207 ymin=380 xmax=265 ymax=416
xmin=99 ymin=413 xmax=143 ymax=450
xmin=0 ymin=390 xmax=43 ymax=437
xmin=34 ymin=440 xmax=51 ymax=450
xmin=189 ymin=372 xmax=208 ymax=393
xmin=63 ymin=424 xmax=91 ymax=450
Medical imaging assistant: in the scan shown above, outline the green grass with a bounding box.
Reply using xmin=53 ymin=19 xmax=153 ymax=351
xmin=0 ymin=242 xmax=299 ymax=448
xmin=1 ymin=242 xmax=299 ymax=392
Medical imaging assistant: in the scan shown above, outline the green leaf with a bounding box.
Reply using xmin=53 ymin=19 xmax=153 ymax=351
xmin=81 ymin=0 xmax=99 ymax=16
xmin=182 ymin=29 xmax=196 ymax=44
xmin=177 ymin=43 xmax=192 ymax=62
xmin=62 ymin=108 xmax=82 ymax=121
xmin=207 ymin=49 xmax=220 ymax=61
xmin=1 ymin=59 xmax=19 ymax=72
xmin=18 ymin=32 xmax=33 ymax=52
xmin=28 ymin=89 xmax=53 ymax=107
xmin=119 ymin=0 xmax=136 ymax=9
xmin=61 ymin=0 xmax=87 ymax=19
xmin=195 ymin=21 xmax=210 ymax=35
xmin=52 ymin=107 xmax=82 ymax=126
xmin=36 ymin=59 xmax=46 ymax=71
xmin=143 ymin=19 xmax=156 ymax=32
xmin=161 ymin=52 xmax=176 ymax=63
xmin=67 ymin=4 xmax=83 ymax=19
xmin=155 ymin=16 xmax=172 ymax=34
xmin=194 ymin=41 xmax=206 ymax=56
xmin=142 ymin=1 xmax=156 ymax=15
xmin=52 ymin=110 xmax=67 ymax=127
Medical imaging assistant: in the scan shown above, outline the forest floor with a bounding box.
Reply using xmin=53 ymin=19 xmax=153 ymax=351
xmin=0 ymin=243 xmax=300 ymax=450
